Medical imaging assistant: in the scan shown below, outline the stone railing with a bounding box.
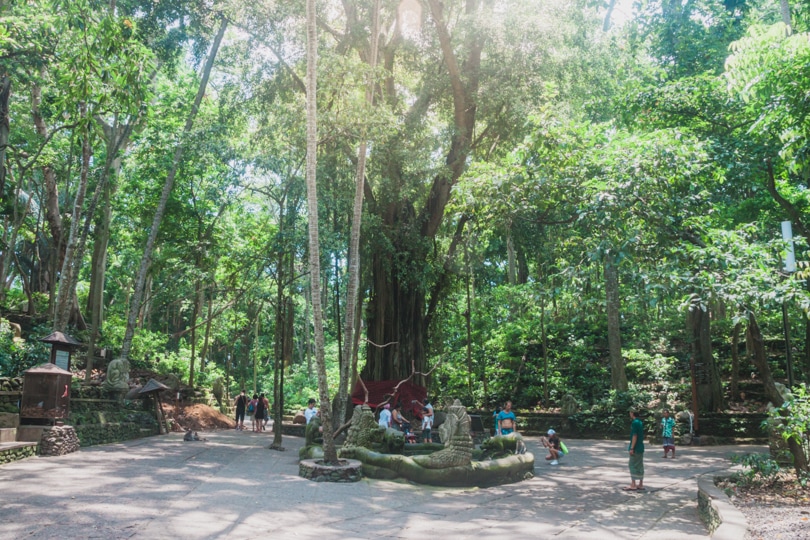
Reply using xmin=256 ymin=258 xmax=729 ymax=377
xmin=697 ymin=475 xmax=747 ymax=539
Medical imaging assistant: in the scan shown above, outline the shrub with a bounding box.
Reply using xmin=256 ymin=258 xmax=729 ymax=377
xmin=730 ymin=453 xmax=781 ymax=486
xmin=570 ymin=388 xmax=653 ymax=435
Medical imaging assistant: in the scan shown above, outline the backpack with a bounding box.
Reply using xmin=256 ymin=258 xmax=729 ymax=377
xmin=560 ymin=441 xmax=569 ymax=455
xmin=248 ymin=400 xmax=256 ymax=413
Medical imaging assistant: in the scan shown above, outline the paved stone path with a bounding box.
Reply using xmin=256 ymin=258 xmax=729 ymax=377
xmin=0 ymin=430 xmax=765 ymax=539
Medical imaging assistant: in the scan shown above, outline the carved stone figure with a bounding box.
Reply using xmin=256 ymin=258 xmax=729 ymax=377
xmin=561 ymin=394 xmax=579 ymax=416
xmin=340 ymin=398 xmax=534 ymax=487
xmin=212 ymin=377 xmax=224 ymax=406
xmin=411 ymin=399 xmax=474 ymax=469
xmin=299 ymin=416 xmax=325 ymax=459
xmin=102 ymin=357 xmax=130 ymax=391
xmin=342 ymin=405 xmax=386 ymax=450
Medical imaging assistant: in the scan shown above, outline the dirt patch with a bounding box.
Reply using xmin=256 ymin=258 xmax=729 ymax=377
xmin=718 ymin=472 xmax=810 ymax=540
xmin=162 ymin=403 xmax=235 ymax=432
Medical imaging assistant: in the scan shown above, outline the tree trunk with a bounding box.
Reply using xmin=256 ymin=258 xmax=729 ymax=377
xmin=0 ymin=75 xmax=9 ymax=203
xmin=805 ymin=316 xmax=810 ymax=383
xmin=747 ymin=311 xmax=808 ymax=475
xmin=730 ymin=321 xmax=741 ymax=401
xmin=338 ymin=0 xmax=381 ymax=428
xmin=605 ymin=251 xmax=627 ymax=391
xmin=31 ymin=82 xmax=64 ymax=284
xmin=305 ymin=0 xmax=338 ymax=464
xmin=85 ymin=165 xmax=114 ymax=381
xmin=53 ymin=103 xmax=91 ymax=332
xmin=119 ymin=17 xmax=227 ymax=362
xmin=780 ymin=0 xmax=792 ymax=32
xmin=363 ymin=0 xmax=484 ymax=384
xmin=200 ymin=291 xmax=214 ymax=372
xmin=188 ymin=279 xmax=201 ymax=388
xmin=687 ymin=295 xmax=725 ymax=412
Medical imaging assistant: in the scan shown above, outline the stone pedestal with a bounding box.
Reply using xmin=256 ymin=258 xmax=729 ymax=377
xmin=299 ymin=458 xmax=362 ymax=482
xmin=39 ymin=425 xmax=80 ymax=456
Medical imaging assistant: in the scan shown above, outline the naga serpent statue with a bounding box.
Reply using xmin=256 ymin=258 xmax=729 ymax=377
xmin=339 ymin=399 xmax=534 ymax=487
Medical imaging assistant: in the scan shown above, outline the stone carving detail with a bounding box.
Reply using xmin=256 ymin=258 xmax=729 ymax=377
xmin=412 ymin=399 xmax=473 ymax=469
xmin=342 ymin=405 xmax=385 ymax=450
xmin=102 ymin=357 xmax=130 ymax=391
xmin=339 ymin=398 xmax=535 ymax=487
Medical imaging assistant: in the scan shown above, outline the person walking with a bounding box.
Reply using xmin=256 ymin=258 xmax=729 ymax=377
xmin=248 ymin=394 xmax=259 ymax=431
xmin=624 ymin=410 xmax=645 ymax=491
xmin=234 ymin=390 xmax=248 ymax=431
xmin=661 ymin=409 xmax=676 ymax=458
xmin=255 ymin=393 xmax=268 ymax=432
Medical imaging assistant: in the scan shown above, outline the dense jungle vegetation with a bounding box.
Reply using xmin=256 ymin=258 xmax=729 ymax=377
xmin=2 ymin=0 xmax=810 ymax=463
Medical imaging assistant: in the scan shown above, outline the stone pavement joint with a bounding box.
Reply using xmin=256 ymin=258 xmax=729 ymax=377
xmin=0 ymin=431 xmax=765 ymax=540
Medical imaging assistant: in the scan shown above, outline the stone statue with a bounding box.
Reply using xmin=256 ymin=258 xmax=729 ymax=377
xmin=103 ymin=357 xmax=130 ymax=391
xmin=561 ymin=394 xmax=579 ymax=416
xmin=340 ymin=398 xmax=534 ymax=487
xmin=212 ymin=377 xmax=224 ymax=406
xmin=411 ymin=399 xmax=474 ymax=469
xmin=477 ymin=433 xmax=527 ymax=460
xmin=299 ymin=416 xmax=326 ymax=459
xmin=342 ymin=405 xmax=386 ymax=450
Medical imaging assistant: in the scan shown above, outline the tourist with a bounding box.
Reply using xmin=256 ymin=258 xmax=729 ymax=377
xmin=391 ymin=403 xmax=410 ymax=433
xmin=540 ymin=429 xmax=563 ymax=465
xmin=421 ymin=406 xmax=433 ymax=443
xmin=255 ymin=393 xmax=267 ymax=432
xmin=234 ymin=390 xmax=248 ymax=431
xmin=497 ymin=400 xmax=517 ymax=435
xmin=661 ymin=409 xmax=676 ymax=458
xmin=261 ymin=393 xmax=271 ymax=430
xmin=378 ymin=403 xmax=392 ymax=429
xmin=624 ymin=410 xmax=646 ymax=491
xmin=412 ymin=397 xmax=434 ymax=420
xmin=305 ymin=398 xmax=318 ymax=424
xmin=248 ymin=394 xmax=259 ymax=431
xmin=493 ymin=406 xmax=502 ymax=435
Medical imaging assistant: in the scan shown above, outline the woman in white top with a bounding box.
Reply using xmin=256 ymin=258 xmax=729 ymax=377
xmin=378 ymin=403 xmax=392 ymax=429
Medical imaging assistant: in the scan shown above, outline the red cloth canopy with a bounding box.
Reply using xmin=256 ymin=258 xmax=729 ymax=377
xmin=351 ymin=380 xmax=427 ymax=418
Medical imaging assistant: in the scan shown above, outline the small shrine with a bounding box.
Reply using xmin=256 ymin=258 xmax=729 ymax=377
xmin=40 ymin=331 xmax=82 ymax=372
xmin=20 ymin=363 xmax=73 ymax=423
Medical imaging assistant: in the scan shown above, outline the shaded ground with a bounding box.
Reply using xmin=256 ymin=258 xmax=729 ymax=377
xmin=0 ymin=433 xmax=769 ymax=539
xmin=717 ymin=472 xmax=810 ymax=540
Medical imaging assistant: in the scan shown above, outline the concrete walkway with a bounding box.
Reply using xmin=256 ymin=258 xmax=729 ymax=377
xmin=0 ymin=431 xmax=765 ymax=539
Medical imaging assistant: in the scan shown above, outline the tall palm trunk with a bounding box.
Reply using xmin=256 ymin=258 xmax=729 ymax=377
xmin=305 ymin=0 xmax=337 ymax=464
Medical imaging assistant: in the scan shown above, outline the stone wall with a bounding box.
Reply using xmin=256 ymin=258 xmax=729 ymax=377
xmin=0 ymin=443 xmax=36 ymax=464
xmin=471 ymin=410 xmax=768 ymax=442
xmin=40 ymin=425 xmax=80 ymax=456
xmin=74 ymin=422 xmax=158 ymax=447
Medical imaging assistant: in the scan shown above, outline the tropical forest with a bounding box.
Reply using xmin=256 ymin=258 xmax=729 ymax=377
xmin=1 ymin=0 xmax=810 ymax=482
